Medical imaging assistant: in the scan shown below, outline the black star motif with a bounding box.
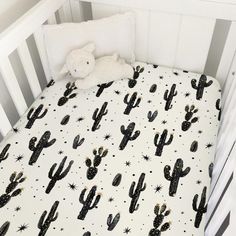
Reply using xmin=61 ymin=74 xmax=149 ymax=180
xmin=206 ymin=143 xmax=213 ymax=149
xmin=15 ymin=155 xmax=24 ymax=162
xmin=17 ymin=224 xmax=28 ymax=232
xmin=73 ymin=105 xmax=77 ymax=109
xmin=114 ymin=90 xmax=121 ymax=95
xmin=15 ymin=206 xmax=21 ymax=211
xmin=173 ymin=72 xmax=179 ymax=76
xmin=154 ymin=185 xmax=163 ymax=193
xmin=68 ymin=183 xmax=77 ymax=190
xmin=198 ymin=130 xmax=203 ymax=134
xmin=104 ymin=134 xmax=111 ymax=140
xmin=142 ymin=155 xmax=150 ymax=161
xmin=124 ymin=227 xmax=131 ymax=234
xmin=40 ymin=96 xmax=45 ymax=100
xmin=147 ymin=100 xmax=152 ymax=103
xmin=125 ymin=161 xmax=131 ymax=167
xmin=108 ymin=197 xmax=114 ymax=202
xmin=196 ymin=180 xmax=201 ymax=185
xmin=162 ymin=120 xmax=167 ymax=124
xmin=13 ymin=128 xmax=19 ymax=133
xmin=58 ymin=150 xmax=63 ymax=155
xmin=184 ymin=92 xmax=190 ymax=97
xmin=77 ymin=117 xmax=84 ymax=122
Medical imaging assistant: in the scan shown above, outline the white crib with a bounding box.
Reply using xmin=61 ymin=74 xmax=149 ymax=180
xmin=0 ymin=0 xmax=236 ymax=235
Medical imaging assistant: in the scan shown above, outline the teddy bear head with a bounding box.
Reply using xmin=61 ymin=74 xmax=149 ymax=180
xmin=60 ymin=43 xmax=96 ymax=78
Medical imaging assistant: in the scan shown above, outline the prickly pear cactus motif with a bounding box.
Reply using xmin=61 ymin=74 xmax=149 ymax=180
xmin=0 ymin=62 xmax=220 ymax=235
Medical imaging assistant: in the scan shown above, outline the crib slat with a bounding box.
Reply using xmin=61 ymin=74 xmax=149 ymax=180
xmin=17 ymin=41 xmax=42 ymax=99
xmin=0 ymin=57 xmax=27 ymax=116
xmin=69 ymin=0 xmax=83 ymax=22
xmin=148 ymin=12 xmax=181 ymax=67
xmin=58 ymin=1 xmax=73 ymax=22
xmin=47 ymin=14 xmax=57 ymax=24
xmin=0 ymin=104 xmax=12 ymax=137
xmin=91 ymin=3 xmax=120 ymax=19
xmin=34 ymin=27 xmax=51 ymax=82
xmin=175 ymin=16 xmax=215 ymax=73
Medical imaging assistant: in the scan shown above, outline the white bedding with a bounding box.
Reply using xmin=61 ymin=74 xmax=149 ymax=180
xmin=0 ymin=62 xmax=221 ymax=236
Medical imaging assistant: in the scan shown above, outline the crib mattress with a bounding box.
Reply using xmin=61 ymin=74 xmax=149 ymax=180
xmin=0 ymin=62 xmax=221 ymax=236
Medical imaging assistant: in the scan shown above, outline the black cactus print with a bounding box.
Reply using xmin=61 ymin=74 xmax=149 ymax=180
xmin=119 ymin=122 xmax=140 ymax=150
xmin=46 ymin=79 xmax=55 ymax=88
xmin=86 ymin=147 xmax=108 ymax=180
xmin=182 ymin=105 xmax=199 ymax=131
xmin=38 ymin=201 xmax=59 ymax=236
xmin=149 ymin=204 xmax=171 ymax=236
xmin=0 ymin=144 xmax=10 ymax=164
xmin=112 ymin=173 xmax=122 ymax=187
xmin=164 ymin=158 xmax=190 ymax=197
xmin=191 ymin=75 xmax=213 ymax=100
xmin=163 ymin=84 xmax=177 ymax=111
xmin=192 ymin=186 xmax=208 ymax=228
xmin=28 ymin=131 xmax=56 ymax=165
xmin=128 ymin=66 xmax=144 ymax=88
xmin=208 ymin=163 xmax=214 ymax=178
xmin=78 ymin=186 xmax=101 ymax=220
xmin=129 ymin=173 xmax=146 ymax=213
xmin=123 ymin=92 xmax=141 ymax=115
xmin=58 ymin=82 xmax=77 ymax=106
xmin=147 ymin=110 xmax=158 ymax=122
xmin=25 ymin=104 xmax=48 ymax=129
xmin=149 ymin=84 xmax=157 ymax=93
xmin=107 ymin=213 xmax=120 ymax=231
xmin=154 ymin=129 xmax=173 ymax=156
xmin=46 ymin=156 xmax=74 ymax=194
xmin=216 ymin=99 xmax=221 ymax=121
xmin=92 ymin=102 xmax=108 ymax=131
xmin=72 ymin=135 xmax=85 ymax=149
xmin=96 ymin=82 xmax=113 ymax=97
xmin=0 ymin=172 xmax=26 ymax=208
xmin=190 ymin=141 xmax=198 ymax=152
xmin=0 ymin=221 xmax=10 ymax=236
xmin=60 ymin=115 xmax=70 ymax=125
xmin=83 ymin=232 xmax=91 ymax=236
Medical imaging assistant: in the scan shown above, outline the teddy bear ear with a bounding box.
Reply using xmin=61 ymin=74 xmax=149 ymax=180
xmin=60 ymin=64 xmax=69 ymax=74
xmin=82 ymin=43 xmax=95 ymax=53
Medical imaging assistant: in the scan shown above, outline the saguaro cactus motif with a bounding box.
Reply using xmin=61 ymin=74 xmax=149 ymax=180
xmin=123 ymin=92 xmax=141 ymax=115
xmin=28 ymin=131 xmax=56 ymax=165
xmin=78 ymin=186 xmax=101 ymax=220
xmin=216 ymin=99 xmax=221 ymax=121
xmin=25 ymin=104 xmax=48 ymax=129
xmin=192 ymin=186 xmax=208 ymax=228
xmin=119 ymin=122 xmax=140 ymax=150
xmin=38 ymin=201 xmax=59 ymax=236
xmin=92 ymin=102 xmax=108 ymax=131
xmin=164 ymin=158 xmax=190 ymax=197
xmin=107 ymin=213 xmax=120 ymax=231
xmin=83 ymin=232 xmax=91 ymax=236
xmin=0 ymin=221 xmax=10 ymax=236
xmin=181 ymin=105 xmax=199 ymax=131
xmin=147 ymin=110 xmax=158 ymax=122
xmin=149 ymin=203 xmax=171 ymax=236
xmin=163 ymin=84 xmax=177 ymax=111
xmin=149 ymin=84 xmax=157 ymax=93
xmin=96 ymin=81 xmax=113 ymax=97
xmin=190 ymin=141 xmax=198 ymax=152
xmin=0 ymin=172 xmax=26 ymax=208
xmin=85 ymin=147 xmax=108 ymax=180
xmin=154 ymin=129 xmax=173 ymax=156
xmin=73 ymin=135 xmax=85 ymax=149
xmin=60 ymin=115 xmax=70 ymax=125
xmin=0 ymin=144 xmax=10 ymax=164
xmin=129 ymin=173 xmax=146 ymax=213
xmin=112 ymin=173 xmax=122 ymax=187
xmin=46 ymin=156 xmax=74 ymax=194
xmin=191 ymin=74 xmax=213 ymax=100
xmin=128 ymin=66 xmax=144 ymax=88
xmin=58 ymin=82 xmax=77 ymax=106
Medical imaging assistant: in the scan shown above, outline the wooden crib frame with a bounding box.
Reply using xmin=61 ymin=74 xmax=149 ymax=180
xmin=0 ymin=0 xmax=236 ymax=235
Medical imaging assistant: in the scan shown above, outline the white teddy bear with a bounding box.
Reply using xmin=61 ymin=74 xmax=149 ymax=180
xmin=60 ymin=43 xmax=133 ymax=89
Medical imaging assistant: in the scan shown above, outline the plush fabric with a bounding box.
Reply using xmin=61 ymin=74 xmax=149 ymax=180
xmin=60 ymin=43 xmax=133 ymax=89
xmin=43 ymin=12 xmax=135 ymax=79
xmin=0 ymin=62 xmax=221 ymax=236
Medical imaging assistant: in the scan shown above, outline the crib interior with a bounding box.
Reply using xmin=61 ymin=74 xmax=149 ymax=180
xmin=0 ymin=0 xmax=236 ymax=235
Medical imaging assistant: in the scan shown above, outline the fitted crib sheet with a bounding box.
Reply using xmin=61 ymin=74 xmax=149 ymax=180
xmin=0 ymin=62 xmax=221 ymax=236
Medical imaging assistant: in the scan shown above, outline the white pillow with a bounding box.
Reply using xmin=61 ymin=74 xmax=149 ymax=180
xmin=43 ymin=12 xmax=135 ymax=79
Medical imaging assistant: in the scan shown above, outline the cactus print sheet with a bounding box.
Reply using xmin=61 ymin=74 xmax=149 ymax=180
xmin=0 ymin=62 xmax=221 ymax=236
